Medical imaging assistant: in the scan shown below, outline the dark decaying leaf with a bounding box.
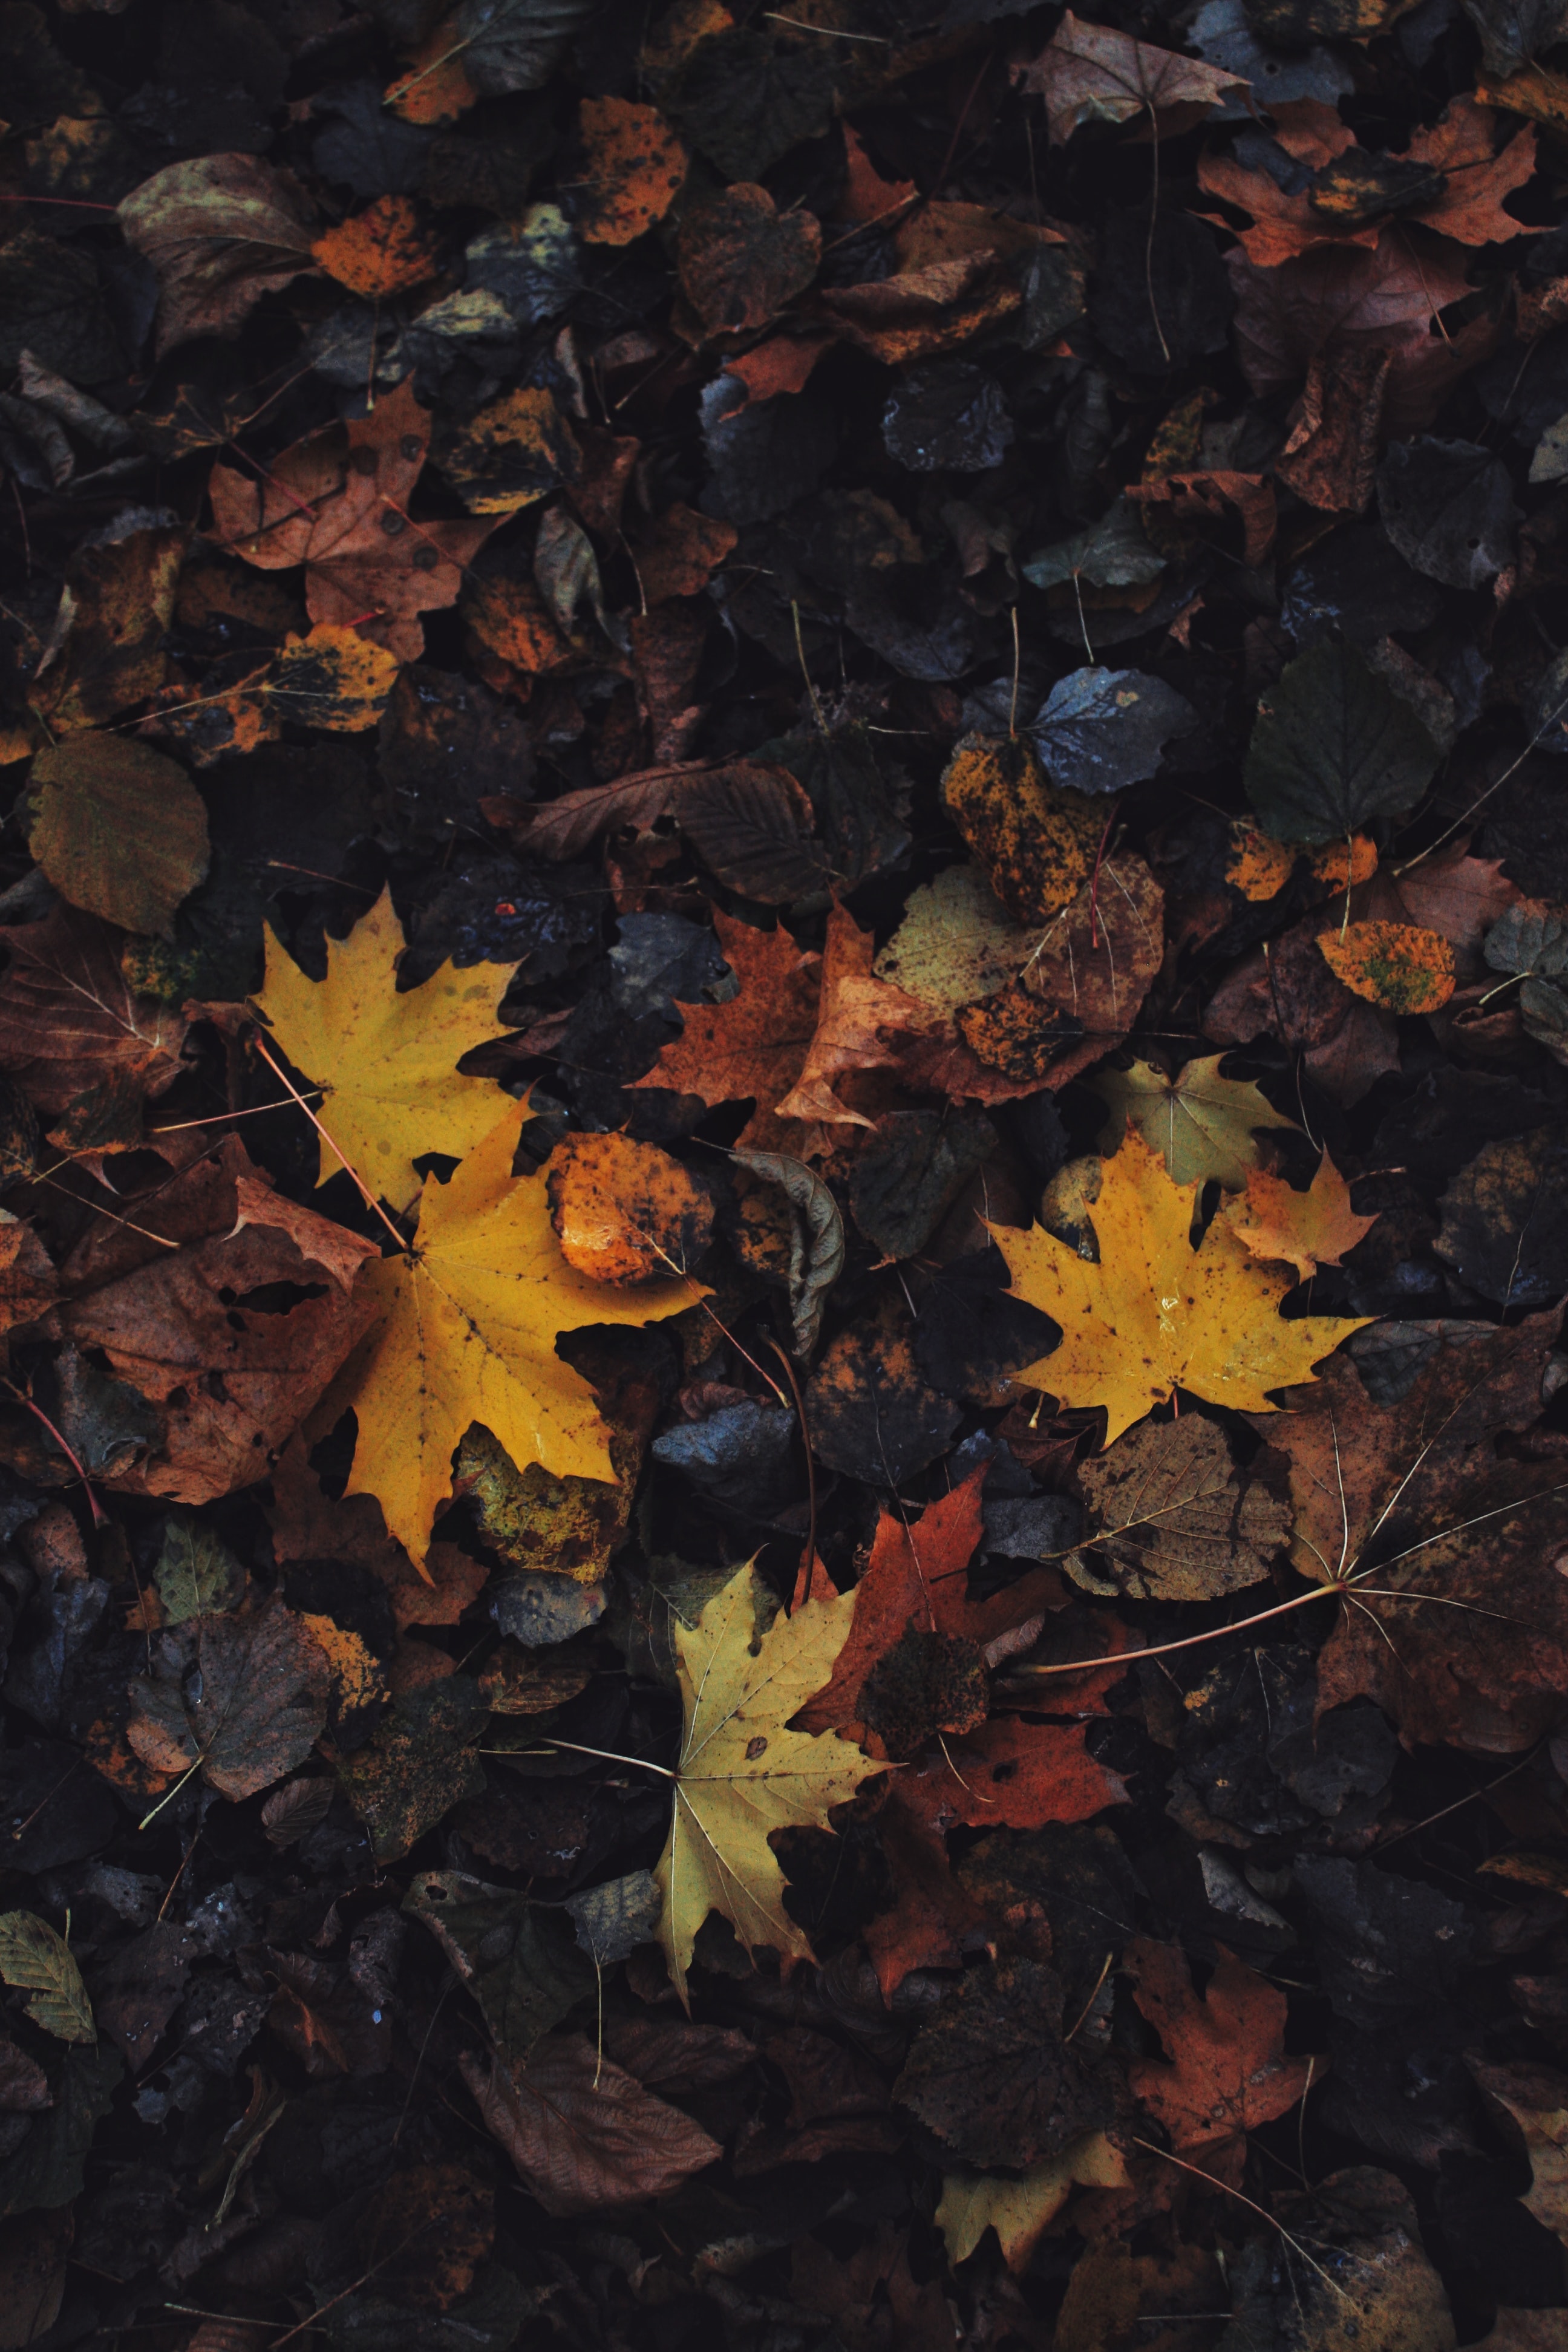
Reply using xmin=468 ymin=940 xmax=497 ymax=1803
xmin=127 ymin=1598 xmax=330 ymax=1801
xmin=1245 ymin=640 xmax=1440 ymax=843
xmin=670 ymin=764 xmax=836 ymax=903
xmin=1032 ymin=665 xmax=1198 ymax=794
xmin=461 ymin=2035 xmax=721 ymax=2214
xmin=894 ymin=1957 xmax=1116 ymax=2167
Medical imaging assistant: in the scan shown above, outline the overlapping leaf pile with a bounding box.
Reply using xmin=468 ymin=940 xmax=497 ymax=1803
xmin=4 ymin=0 xmax=1568 ymax=2340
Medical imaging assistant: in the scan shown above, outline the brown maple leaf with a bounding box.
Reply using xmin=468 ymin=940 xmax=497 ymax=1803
xmin=1227 ymin=231 xmax=1502 ymax=434
xmin=55 ymin=1137 xmax=376 ymax=1503
xmin=1200 ymin=97 xmax=1537 ymax=268
xmin=632 ymin=908 xmax=822 ymax=1153
xmin=206 ymin=380 xmax=492 ymax=663
xmin=1126 ymin=1939 xmax=1318 ymax=2186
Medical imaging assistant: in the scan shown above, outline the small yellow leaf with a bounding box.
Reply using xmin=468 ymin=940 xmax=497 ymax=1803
xmin=1221 ymin=1151 xmax=1378 ymax=1282
xmin=338 ymin=1103 xmax=700 ymax=1569
xmin=991 ymin=1129 xmax=1368 ymax=1444
xmin=656 ymin=1560 xmax=880 ymax=2005
xmin=1316 ymin=920 xmax=1456 ymax=1014
xmin=937 ymin=2132 xmax=1128 ymax=2273
xmin=268 ymin=625 xmax=402 ymax=732
xmin=255 ymin=886 xmax=521 ymax=1215
xmin=1091 ymin=1054 xmax=1297 ymax=1190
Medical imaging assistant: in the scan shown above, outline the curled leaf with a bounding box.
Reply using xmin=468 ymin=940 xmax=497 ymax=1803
xmin=730 ymin=1147 xmax=845 ymax=1358
xmin=0 ymin=1912 xmax=94 ymax=2045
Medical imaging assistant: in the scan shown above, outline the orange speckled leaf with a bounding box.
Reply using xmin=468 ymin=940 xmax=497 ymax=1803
xmin=312 ymin=195 xmax=440 ymax=298
xmin=1308 ymin=835 xmax=1379 ymax=890
xmin=578 ymin=96 xmax=688 ymax=246
xmin=546 ymin=1133 xmax=713 ymax=1286
xmin=1226 ymin=826 xmax=1296 ymax=903
xmin=385 ymin=16 xmax=475 ymax=124
xmin=940 ymin=734 xmax=1102 ymax=926
xmin=1316 ymin=920 xmax=1456 ymax=1014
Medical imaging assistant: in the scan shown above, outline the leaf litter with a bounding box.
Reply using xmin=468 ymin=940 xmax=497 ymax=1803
xmin=0 ymin=0 xmax=1565 ymax=2338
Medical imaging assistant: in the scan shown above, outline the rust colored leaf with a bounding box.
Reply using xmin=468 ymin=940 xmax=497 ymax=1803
xmin=57 ymin=1137 xmax=376 ymax=1503
xmin=579 ymin=96 xmax=688 ymax=246
xmin=311 ymin=194 xmax=441 ymax=298
xmin=207 ymin=379 xmax=493 ymax=664
xmin=797 ymin=1468 xmax=1061 ymax=1740
xmin=1220 ymin=1150 xmax=1377 ymax=1281
xmin=633 ymin=909 xmax=823 ymax=1153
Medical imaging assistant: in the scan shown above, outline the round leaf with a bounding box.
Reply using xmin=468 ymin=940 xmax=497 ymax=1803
xmin=28 ymin=738 xmax=209 ymax=938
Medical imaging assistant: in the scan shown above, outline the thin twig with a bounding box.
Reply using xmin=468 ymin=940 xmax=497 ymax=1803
xmin=766 ymin=1336 xmax=817 ymax=1603
xmin=1 ymin=1379 xmax=106 ymax=1527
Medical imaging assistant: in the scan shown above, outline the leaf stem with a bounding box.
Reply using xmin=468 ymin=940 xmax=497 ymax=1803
xmin=249 ymin=1034 xmax=410 ymax=1253
xmin=538 ymin=1738 xmax=676 ymax=1779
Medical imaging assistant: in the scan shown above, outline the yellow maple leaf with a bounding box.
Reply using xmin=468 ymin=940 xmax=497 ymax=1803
xmin=1090 ymin=1054 xmax=1297 ymax=1190
xmin=255 ymin=886 xmax=521 ymax=1214
xmin=1220 ymin=1152 xmax=1377 ymax=1283
xmin=991 ymin=1129 xmax=1368 ymax=1443
xmin=336 ymin=1102 xmax=699 ymax=1568
xmin=656 ymin=1561 xmax=880 ymax=2006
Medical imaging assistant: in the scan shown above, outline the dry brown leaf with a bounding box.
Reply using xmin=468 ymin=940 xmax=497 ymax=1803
xmin=462 ymin=2034 xmax=720 ymax=2213
xmin=1071 ymin=1414 xmax=1291 ymax=1602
